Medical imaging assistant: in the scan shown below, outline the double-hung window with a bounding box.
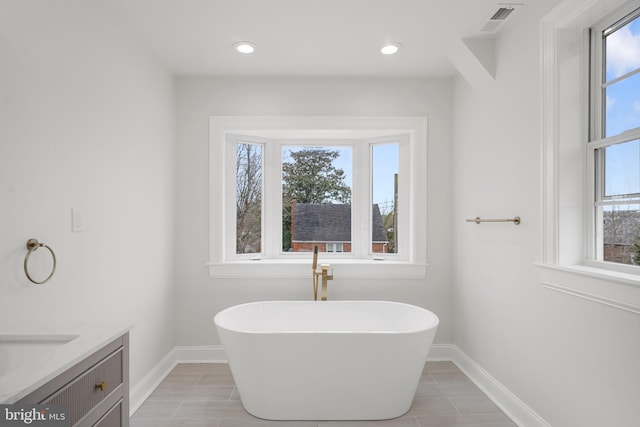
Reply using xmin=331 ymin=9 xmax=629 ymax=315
xmin=540 ymin=0 xmax=640 ymax=313
xmin=589 ymin=6 xmax=640 ymax=269
xmin=208 ymin=116 xmax=428 ymax=278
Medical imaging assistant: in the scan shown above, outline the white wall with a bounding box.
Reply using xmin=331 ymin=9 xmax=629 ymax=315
xmin=452 ymin=0 xmax=640 ymax=426
xmin=174 ymin=77 xmax=454 ymax=346
xmin=0 ymin=1 xmax=177 ymax=389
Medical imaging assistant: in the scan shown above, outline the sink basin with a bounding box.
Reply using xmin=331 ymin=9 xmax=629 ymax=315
xmin=0 ymin=334 xmax=78 ymax=377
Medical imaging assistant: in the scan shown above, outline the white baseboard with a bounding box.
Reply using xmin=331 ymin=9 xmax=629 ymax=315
xmin=129 ymin=348 xmax=178 ymax=415
xmin=129 ymin=345 xmax=227 ymax=415
xmin=130 ymin=344 xmax=550 ymax=427
xmin=173 ymin=345 xmax=227 ymax=362
xmin=425 ymin=343 xmax=455 ymax=361
xmin=448 ymin=346 xmax=552 ymax=427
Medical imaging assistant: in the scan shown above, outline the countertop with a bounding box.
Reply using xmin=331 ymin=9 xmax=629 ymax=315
xmin=0 ymin=321 xmax=131 ymax=403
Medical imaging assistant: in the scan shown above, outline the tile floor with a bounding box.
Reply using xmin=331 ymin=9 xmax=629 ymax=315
xmin=130 ymin=362 xmax=517 ymax=427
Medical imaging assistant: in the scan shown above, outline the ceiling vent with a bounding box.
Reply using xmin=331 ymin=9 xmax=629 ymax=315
xmin=490 ymin=7 xmax=515 ymax=21
xmin=481 ymin=3 xmax=524 ymax=33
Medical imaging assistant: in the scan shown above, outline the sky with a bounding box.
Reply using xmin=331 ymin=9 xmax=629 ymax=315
xmin=603 ymin=13 xmax=640 ymax=198
xmin=371 ymin=144 xmax=399 ymax=213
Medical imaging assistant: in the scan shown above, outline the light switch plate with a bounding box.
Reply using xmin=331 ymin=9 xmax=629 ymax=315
xmin=71 ymin=208 xmax=83 ymax=232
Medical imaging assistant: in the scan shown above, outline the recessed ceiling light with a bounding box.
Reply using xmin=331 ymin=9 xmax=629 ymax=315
xmin=233 ymin=41 xmax=256 ymax=54
xmin=381 ymin=42 xmax=402 ymax=55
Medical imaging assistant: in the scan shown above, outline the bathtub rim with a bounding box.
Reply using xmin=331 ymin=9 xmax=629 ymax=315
xmin=214 ymin=300 xmax=440 ymax=335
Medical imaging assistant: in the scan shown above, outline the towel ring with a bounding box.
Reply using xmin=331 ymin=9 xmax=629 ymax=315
xmin=24 ymin=239 xmax=56 ymax=284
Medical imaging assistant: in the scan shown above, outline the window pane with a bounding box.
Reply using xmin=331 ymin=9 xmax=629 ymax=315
xmin=604 ymin=13 xmax=640 ymax=137
xmin=602 ymin=204 xmax=640 ymax=265
xmin=282 ymin=146 xmax=352 ymax=253
xmin=372 ymin=144 xmax=399 ymax=254
xmin=605 ymin=14 xmax=640 ymax=83
xmin=604 ymin=72 xmax=640 ymax=137
xmin=603 ymin=138 xmax=640 ymax=197
xmin=236 ymin=143 xmax=262 ymax=254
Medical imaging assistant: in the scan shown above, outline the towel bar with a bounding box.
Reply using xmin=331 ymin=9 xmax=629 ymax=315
xmin=466 ymin=216 xmax=521 ymax=225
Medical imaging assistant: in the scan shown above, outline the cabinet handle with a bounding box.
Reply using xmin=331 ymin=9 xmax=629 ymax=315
xmin=95 ymin=381 xmax=108 ymax=392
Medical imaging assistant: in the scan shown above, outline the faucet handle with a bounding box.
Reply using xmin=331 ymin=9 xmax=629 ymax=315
xmin=321 ymin=264 xmax=333 ymax=279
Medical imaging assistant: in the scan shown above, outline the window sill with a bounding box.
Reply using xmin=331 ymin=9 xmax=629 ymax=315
xmin=207 ymin=259 xmax=428 ymax=279
xmin=535 ymin=263 xmax=640 ymax=315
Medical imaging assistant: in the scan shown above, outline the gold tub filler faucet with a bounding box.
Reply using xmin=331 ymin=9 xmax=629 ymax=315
xmin=312 ymin=245 xmax=333 ymax=301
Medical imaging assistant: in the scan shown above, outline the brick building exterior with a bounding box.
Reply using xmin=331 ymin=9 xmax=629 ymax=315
xmin=290 ymin=200 xmax=388 ymax=253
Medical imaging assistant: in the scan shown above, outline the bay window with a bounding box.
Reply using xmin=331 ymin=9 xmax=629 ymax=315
xmin=208 ymin=116 xmax=427 ymax=278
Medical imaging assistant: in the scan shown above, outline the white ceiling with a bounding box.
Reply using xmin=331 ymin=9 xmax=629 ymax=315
xmin=99 ymin=0 xmax=517 ymax=78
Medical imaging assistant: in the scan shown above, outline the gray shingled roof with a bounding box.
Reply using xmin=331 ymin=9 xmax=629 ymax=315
xmin=292 ymin=203 xmax=388 ymax=242
xmin=371 ymin=204 xmax=387 ymax=242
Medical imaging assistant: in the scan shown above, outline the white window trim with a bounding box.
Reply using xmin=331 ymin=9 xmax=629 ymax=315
xmin=207 ymin=116 xmax=428 ymax=279
xmin=539 ymin=0 xmax=640 ymax=315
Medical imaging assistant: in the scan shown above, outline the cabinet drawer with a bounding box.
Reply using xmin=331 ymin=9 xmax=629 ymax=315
xmin=93 ymin=399 xmax=123 ymax=427
xmin=41 ymin=348 xmax=123 ymax=426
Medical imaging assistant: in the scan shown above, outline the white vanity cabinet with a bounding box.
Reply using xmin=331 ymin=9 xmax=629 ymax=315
xmin=16 ymin=333 xmax=129 ymax=427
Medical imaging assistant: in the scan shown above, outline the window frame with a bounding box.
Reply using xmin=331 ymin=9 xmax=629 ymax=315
xmin=208 ymin=116 xmax=428 ymax=279
xmin=229 ymin=134 xmax=267 ymax=258
xmin=539 ymin=0 xmax=640 ymax=315
xmin=586 ymin=4 xmax=640 ymax=273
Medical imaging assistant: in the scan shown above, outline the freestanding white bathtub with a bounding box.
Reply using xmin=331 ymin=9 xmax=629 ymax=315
xmin=214 ymin=300 xmax=439 ymax=420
